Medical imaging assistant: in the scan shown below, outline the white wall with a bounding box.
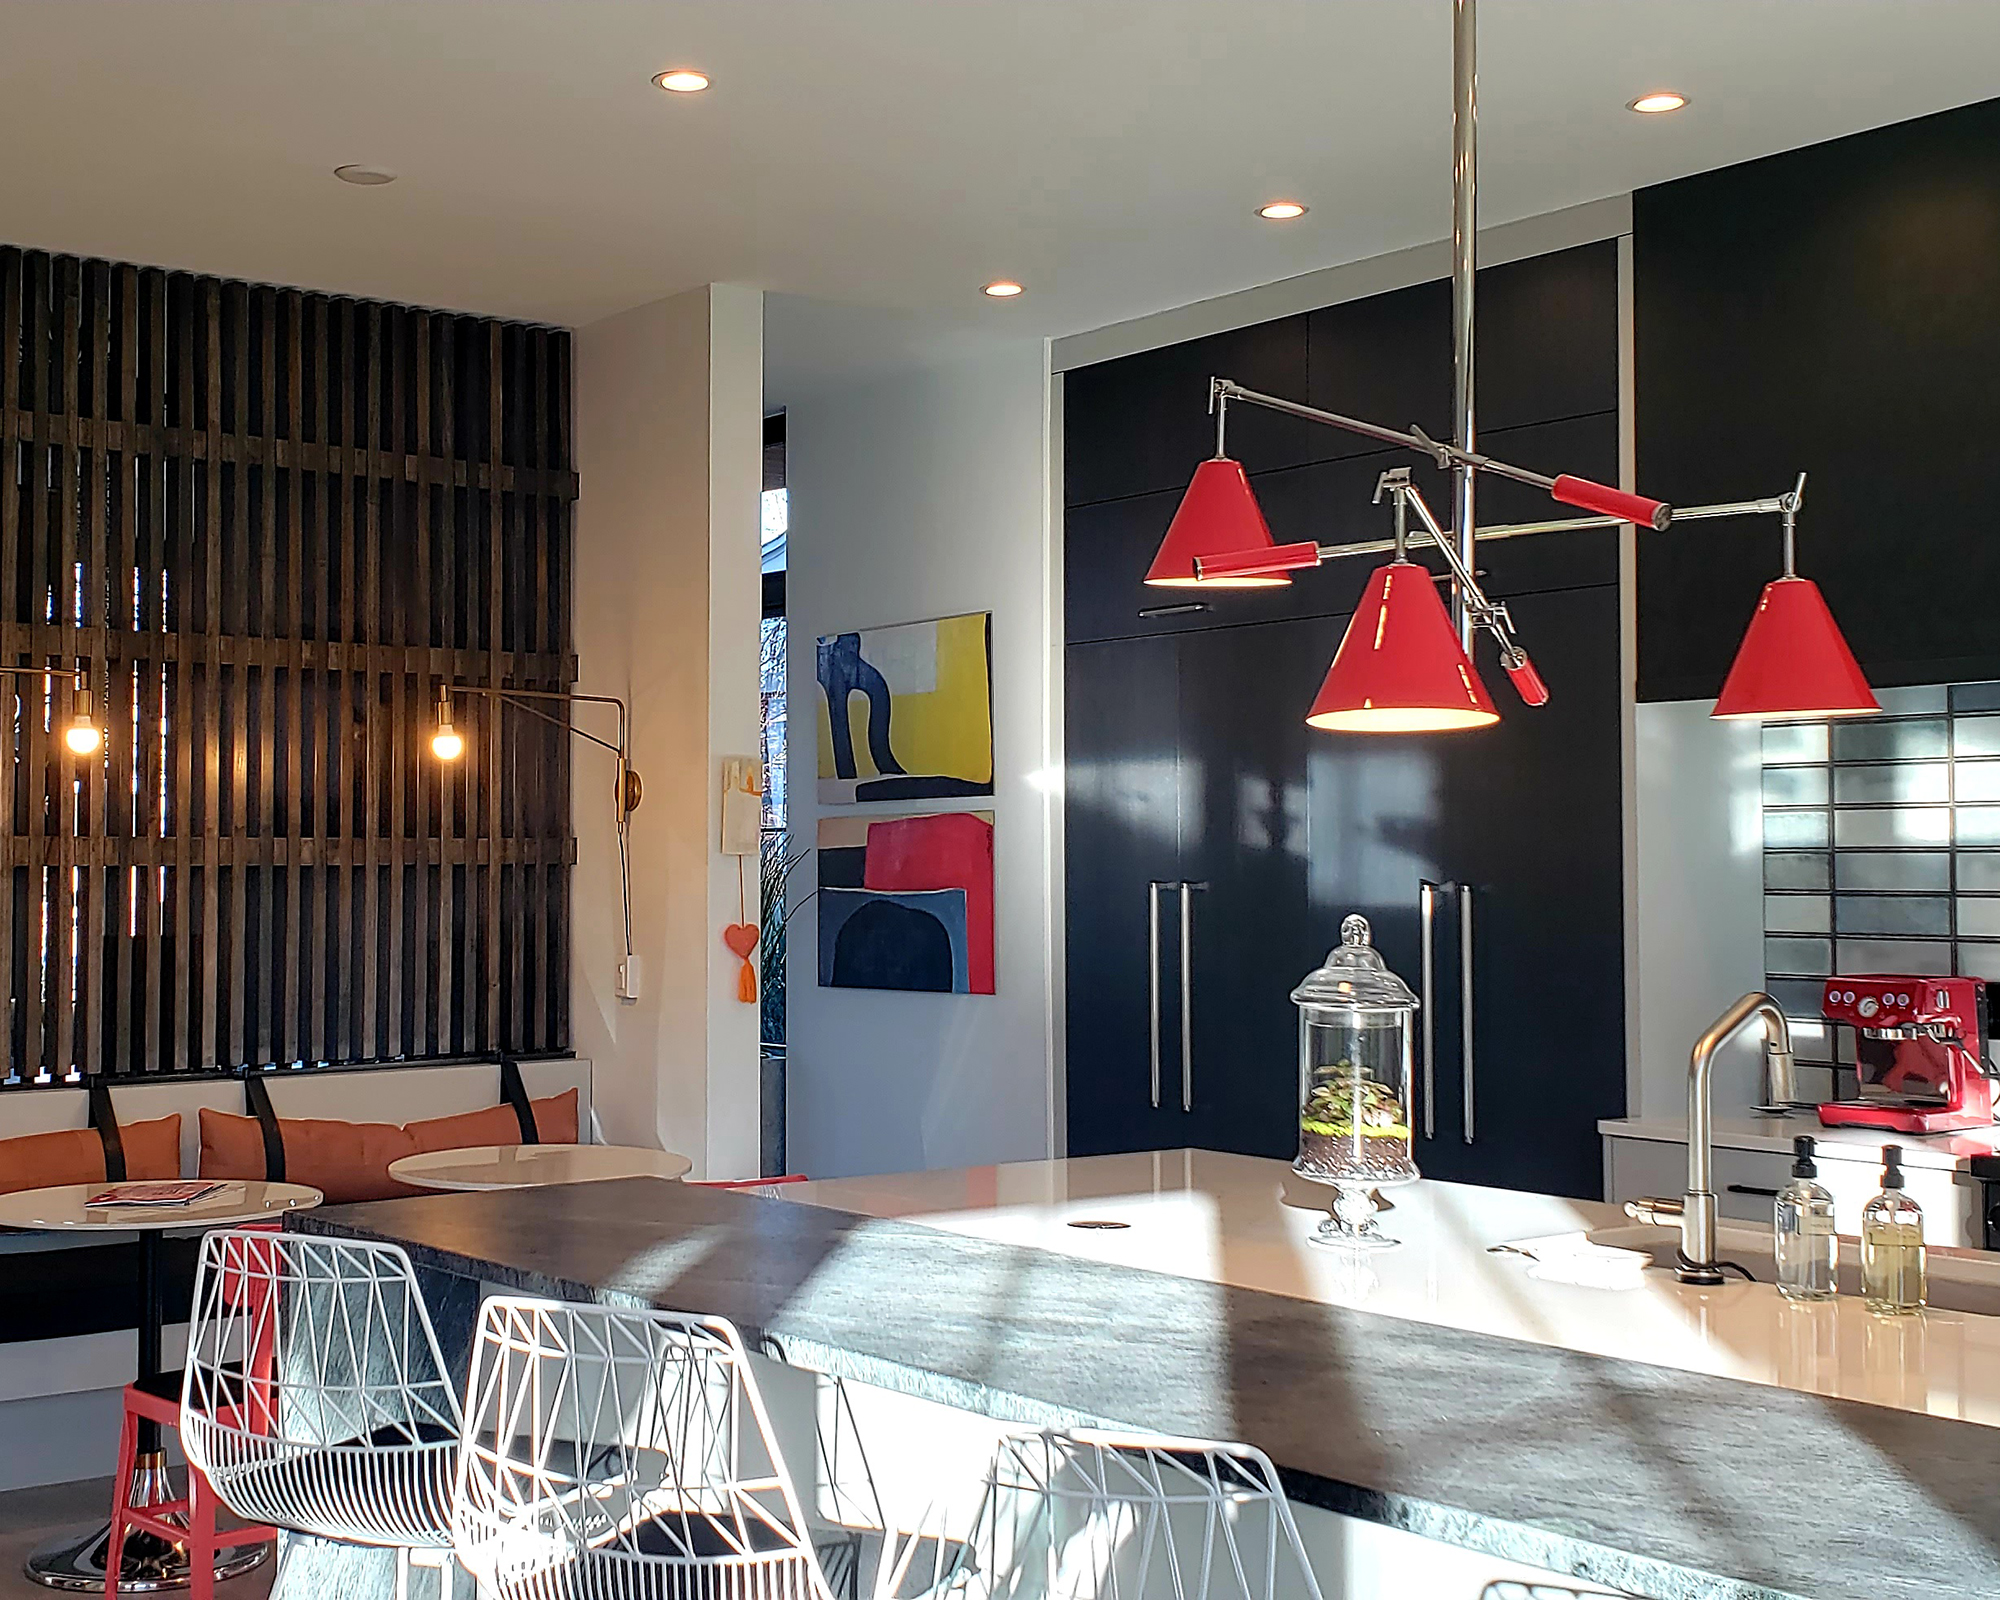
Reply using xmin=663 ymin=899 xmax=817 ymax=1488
xmin=779 ymin=329 xmax=1056 ymax=1179
xmin=1630 ymin=699 xmax=1768 ymax=1118
xmin=573 ymin=283 xmax=764 ymax=1178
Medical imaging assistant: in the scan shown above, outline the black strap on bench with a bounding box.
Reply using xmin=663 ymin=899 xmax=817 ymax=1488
xmin=244 ymin=1073 xmax=287 ymax=1182
xmin=88 ymin=1083 xmax=127 ymax=1183
xmin=498 ymin=1056 xmax=540 ymax=1144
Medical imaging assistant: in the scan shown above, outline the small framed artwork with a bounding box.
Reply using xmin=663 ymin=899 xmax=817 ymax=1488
xmin=816 ymin=811 xmax=994 ymax=994
xmin=816 ymin=612 xmax=992 ymax=804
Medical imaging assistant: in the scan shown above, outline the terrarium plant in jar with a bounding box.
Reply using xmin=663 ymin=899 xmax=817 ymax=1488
xmin=1293 ymin=914 xmax=1420 ymax=1249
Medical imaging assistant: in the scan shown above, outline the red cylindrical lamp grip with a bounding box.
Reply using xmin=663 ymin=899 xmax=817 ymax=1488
xmin=1504 ymin=651 xmax=1550 ymax=708
xmin=1551 ymin=475 xmax=1672 ymax=530
xmin=1195 ymin=541 xmax=1322 ymax=581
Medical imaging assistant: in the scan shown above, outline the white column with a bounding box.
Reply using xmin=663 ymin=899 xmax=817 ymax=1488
xmin=573 ymin=283 xmax=764 ymax=1176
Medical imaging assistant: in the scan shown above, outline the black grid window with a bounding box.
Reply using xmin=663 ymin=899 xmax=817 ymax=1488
xmin=1761 ymin=682 xmax=2000 ymax=1095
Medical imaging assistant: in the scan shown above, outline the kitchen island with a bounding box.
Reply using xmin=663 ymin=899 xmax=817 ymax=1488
xmin=297 ymin=1150 xmax=2000 ymax=1600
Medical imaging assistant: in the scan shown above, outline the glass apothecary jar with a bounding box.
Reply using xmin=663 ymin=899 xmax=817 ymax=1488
xmin=1293 ymin=913 xmax=1420 ymax=1249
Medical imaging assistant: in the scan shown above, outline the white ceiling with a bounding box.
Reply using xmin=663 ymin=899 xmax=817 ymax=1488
xmin=5 ymin=0 xmax=2000 ymax=350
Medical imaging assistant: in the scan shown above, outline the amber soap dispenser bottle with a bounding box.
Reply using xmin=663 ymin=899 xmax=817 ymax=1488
xmin=1860 ymin=1144 xmax=1926 ymax=1315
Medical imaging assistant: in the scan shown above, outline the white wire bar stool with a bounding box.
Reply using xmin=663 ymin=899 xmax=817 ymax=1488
xmin=453 ymin=1295 xmax=863 ymax=1600
xmin=965 ymin=1432 xmax=1326 ymax=1600
xmin=180 ymin=1228 xmax=464 ymax=1556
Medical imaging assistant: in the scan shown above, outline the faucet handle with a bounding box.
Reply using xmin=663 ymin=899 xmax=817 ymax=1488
xmin=1625 ymin=1197 xmax=1685 ymax=1227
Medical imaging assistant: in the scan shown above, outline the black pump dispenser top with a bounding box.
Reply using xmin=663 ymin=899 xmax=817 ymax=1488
xmin=1882 ymin=1144 xmax=1906 ymax=1190
xmin=1792 ymin=1135 xmax=1818 ymax=1180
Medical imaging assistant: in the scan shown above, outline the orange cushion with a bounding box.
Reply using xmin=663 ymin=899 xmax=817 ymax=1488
xmin=198 ymin=1089 xmax=579 ymax=1205
xmin=0 ymin=1114 xmax=181 ymax=1196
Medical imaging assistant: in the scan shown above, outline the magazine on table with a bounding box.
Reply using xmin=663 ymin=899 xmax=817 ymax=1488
xmin=84 ymin=1181 xmax=228 ymax=1209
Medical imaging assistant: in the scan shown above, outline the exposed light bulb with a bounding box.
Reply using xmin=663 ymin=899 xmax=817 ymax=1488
xmin=65 ymin=717 xmax=101 ymax=755
xmin=1628 ymin=91 xmax=1688 ymax=115
xmin=432 ymin=689 xmax=463 ymax=760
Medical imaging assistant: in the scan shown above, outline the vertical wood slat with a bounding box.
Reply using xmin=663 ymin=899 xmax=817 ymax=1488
xmin=361 ymin=303 xmax=381 ymax=1062
xmin=333 ymin=298 xmax=355 ymax=1067
xmin=0 ymin=251 xmax=19 ymax=1078
xmin=437 ymin=314 xmax=456 ymax=1058
xmin=227 ymin=284 xmax=250 ymax=1071
xmin=83 ymin=261 xmax=110 ymax=1079
xmin=142 ymin=269 xmax=166 ymax=1079
xmin=111 ymin=264 xmax=139 ymax=1077
xmin=411 ymin=313 xmax=432 ymax=1060
xmin=200 ymin=280 xmax=222 ymax=1074
xmin=487 ymin=322 xmax=504 ymax=1054
xmin=0 ymin=247 xmax=573 ymax=1086
xmin=256 ymin=288 xmax=278 ymax=1066
xmin=52 ymin=258 xmax=79 ymax=1083
xmin=386 ymin=309 xmax=406 ymax=1061
xmin=21 ymin=253 xmax=48 ymax=1079
xmin=307 ymin=296 xmax=328 ymax=1067
xmin=283 ymin=291 xmax=304 ymax=1066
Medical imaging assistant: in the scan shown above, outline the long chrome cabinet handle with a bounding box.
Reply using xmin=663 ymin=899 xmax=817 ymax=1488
xmin=1418 ymin=880 xmax=1438 ymax=1140
xmin=1460 ymin=882 xmax=1475 ymax=1145
xmin=1148 ymin=882 xmax=1164 ymax=1110
xmin=1180 ymin=883 xmax=1205 ymax=1113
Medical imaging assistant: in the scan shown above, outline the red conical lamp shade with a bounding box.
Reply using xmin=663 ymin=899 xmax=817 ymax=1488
xmin=1145 ymin=458 xmax=1290 ymax=588
xmin=1307 ymin=562 xmax=1499 ymax=733
xmin=1712 ymin=576 xmax=1879 ymax=720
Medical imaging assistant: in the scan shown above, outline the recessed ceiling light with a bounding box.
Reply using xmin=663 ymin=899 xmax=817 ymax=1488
xmin=982 ymin=280 xmax=1025 ymax=299
xmin=1628 ymin=91 xmax=1688 ymax=115
xmin=655 ymin=69 xmax=711 ymax=93
xmin=333 ymin=165 xmax=397 ymax=186
xmin=1257 ymin=201 xmax=1308 ymax=220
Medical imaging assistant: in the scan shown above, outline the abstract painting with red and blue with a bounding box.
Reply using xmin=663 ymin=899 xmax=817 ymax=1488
xmin=815 ymin=811 xmax=995 ymax=994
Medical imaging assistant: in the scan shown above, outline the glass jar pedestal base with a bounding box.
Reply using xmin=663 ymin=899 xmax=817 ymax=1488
xmin=1306 ymin=1180 xmax=1403 ymax=1252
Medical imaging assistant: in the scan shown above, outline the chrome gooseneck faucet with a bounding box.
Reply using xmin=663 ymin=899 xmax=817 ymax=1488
xmin=1628 ymin=992 xmax=1795 ymax=1286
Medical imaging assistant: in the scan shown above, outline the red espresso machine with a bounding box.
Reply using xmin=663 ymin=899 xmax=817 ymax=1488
xmin=1817 ymin=976 xmax=1998 ymax=1134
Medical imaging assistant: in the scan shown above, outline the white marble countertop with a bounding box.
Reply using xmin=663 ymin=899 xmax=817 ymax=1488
xmin=1600 ymin=1112 xmax=2000 ymax=1169
xmin=783 ymin=1148 xmax=2000 ymax=1429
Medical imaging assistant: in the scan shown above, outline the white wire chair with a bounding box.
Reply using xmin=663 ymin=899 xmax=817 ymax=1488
xmin=452 ymin=1295 xmax=853 ymax=1600
xmin=180 ymin=1228 xmax=464 ymax=1553
xmin=966 ymin=1432 xmax=1325 ymax=1600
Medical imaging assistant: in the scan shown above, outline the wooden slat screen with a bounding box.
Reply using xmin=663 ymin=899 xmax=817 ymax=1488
xmin=0 ymin=247 xmax=576 ymax=1085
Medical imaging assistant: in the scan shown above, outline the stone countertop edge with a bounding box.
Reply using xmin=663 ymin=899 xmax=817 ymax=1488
xmin=290 ymin=1182 xmax=2000 ymax=1600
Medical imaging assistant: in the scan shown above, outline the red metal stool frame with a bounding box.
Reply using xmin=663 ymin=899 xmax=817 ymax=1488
xmin=104 ymin=1372 xmax=278 ymax=1599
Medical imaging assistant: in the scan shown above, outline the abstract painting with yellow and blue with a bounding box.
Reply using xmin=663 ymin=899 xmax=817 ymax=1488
xmin=816 ymin=612 xmax=993 ymax=804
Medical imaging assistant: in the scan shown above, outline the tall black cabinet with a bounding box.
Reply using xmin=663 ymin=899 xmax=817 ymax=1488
xmin=1063 ymin=242 xmax=1627 ymax=1200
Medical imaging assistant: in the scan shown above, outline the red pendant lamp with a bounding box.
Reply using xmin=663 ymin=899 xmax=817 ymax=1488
xmin=1307 ymin=561 xmax=1498 ymax=733
xmin=1145 ymin=457 xmax=1291 ymax=588
xmin=1711 ymin=481 xmax=1878 ymax=720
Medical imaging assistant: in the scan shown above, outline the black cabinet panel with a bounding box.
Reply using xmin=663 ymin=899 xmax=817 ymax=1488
xmin=1303 ymin=241 xmax=1617 ymax=447
xmin=1063 ymin=316 xmax=1317 ymax=509
xmin=1424 ymin=584 xmax=1626 ymax=1199
xmin=1636 ymin=98 xmax=2000 ymax=700
xmin=1474 ymin=243 xmax=1620 ymax=432
xmin=1178 ymin=619 xmax=1337 ymax=1158
xmin=1064 ymin=636 xmax=1188 ymax=1157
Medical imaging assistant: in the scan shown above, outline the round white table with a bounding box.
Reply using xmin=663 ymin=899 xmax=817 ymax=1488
xmin=0 ymin=1179 xmax=321 ymax=1592
xmin=387 ymin=1142 xmax=693 ymax=1191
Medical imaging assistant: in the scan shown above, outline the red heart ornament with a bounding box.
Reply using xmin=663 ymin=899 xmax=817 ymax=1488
xmin=723 ymin=923 xmax=759 ymax=960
